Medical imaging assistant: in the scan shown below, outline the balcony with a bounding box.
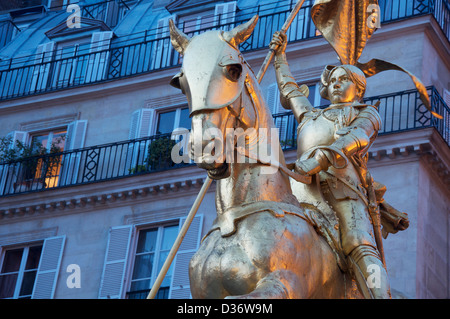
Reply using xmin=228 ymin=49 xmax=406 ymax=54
xmin=0 ymin=86 xmax=448 ymax=197
xmin=0 ymin=0 xmax=448 ymax=101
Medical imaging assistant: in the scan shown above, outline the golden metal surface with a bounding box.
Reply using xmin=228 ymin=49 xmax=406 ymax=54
xmin=170 ymin=15 xmax=360 ymax=299
xmin=311 ymin=0 xmax=441 ymax=118
xmin=267 ymin=0 xmax=422 ymax=298
xmin=164 ymin=0 xmax=416 ymax=299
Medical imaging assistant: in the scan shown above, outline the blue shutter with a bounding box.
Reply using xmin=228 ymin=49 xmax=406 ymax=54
xmin=86 ymin=31 xmax=113 ymax=83
xmin=127 ymin=109 xmax=155 ymax=173
xmin=169 ymin=215 xmax=203 ymax=299
xmin=59 ymin=120 xmax=87 ymax=186
xmin=32 ymin=236 xmax=66 ymax=299
xmin=153 ymin=15 xmax=177 ymax=69
xmin=0 ymin=131 xmax=29 ymax=195
xmin=98 ymin=225 xmax=133 ymax=299
xmin=30 ymin=41 xmax=55 ymax=93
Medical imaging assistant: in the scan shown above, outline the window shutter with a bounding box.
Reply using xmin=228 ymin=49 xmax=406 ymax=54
xmin=169 ymin=215 xmax=203 ymax=299
xmin=266 ymin=83 xmax=289 ymax=145
xmin=444 ymin=89 xmax=450 ymax=107
xmin=66 ymin=120 xmax=87 ymax=150
xmin=288 ymin=1 xmax=314 ymax=41
xmin=152 ymin=15 xmax=176 ymax=69
xmin=59 ymin=120 xmax=87 ymax=186
xmin=6 ymin=130 xmax=29 ymax=147
xmin=129 ymin=109 xmax=155 ymax=139
xmin=266 ymin=83 xmax=280 ymax=114
xmin=30 ymin=41 xmax=55 ymax=92
xmin=32 ymin=236 xmax=66 ymax=299
xmin=444 ymin=89 xmax=449 ymax=140
xmin=99 ymin=225 xmax=133 ymax=299
xmin=127 ymin=109 xmax=155 ymax=172
xmin=214 ymin=1 xmax=237 ymax=28
xmin=0 ymin=131 xmax=29 ymax=195
xmin=87 ymin=31 xmax=113 ymax=82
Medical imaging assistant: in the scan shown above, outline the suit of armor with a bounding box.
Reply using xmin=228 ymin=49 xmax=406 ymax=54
xmin=272 ymin=34 xmax=391 ymax=298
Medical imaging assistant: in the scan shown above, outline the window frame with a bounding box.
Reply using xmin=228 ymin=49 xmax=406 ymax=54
xmin=28 ymin=127 xmax=67 ymax=189
xmin=304 ymin=82 xmax=329 ymax=108
xmin=29 ymin=128 xmax=67 ymax=152
xmin=127 ymin=221 xmax=180 ymax=299
xmin=0 ymin=242 xmax=43 ymax=299
xmin=155 ymin=105 xmax=190 ymax=136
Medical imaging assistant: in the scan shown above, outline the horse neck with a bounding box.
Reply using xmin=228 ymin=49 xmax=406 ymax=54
xmin=215 ymin=71 xmax=294 ymax=214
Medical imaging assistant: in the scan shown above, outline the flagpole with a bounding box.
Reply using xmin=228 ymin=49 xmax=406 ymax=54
xmin=256 ymin=0 xmax=307 ymax=83
xmin=147 ymin=0 xmax=307 ymax=299
xmin=147 ymin=176 xmax=212 ymax=299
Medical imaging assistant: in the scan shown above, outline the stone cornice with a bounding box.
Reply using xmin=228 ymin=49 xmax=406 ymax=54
xmin=0 ymin=129 xmax=448 ymax=221
xmin=0 ymin=164 xmax=213 ymax=222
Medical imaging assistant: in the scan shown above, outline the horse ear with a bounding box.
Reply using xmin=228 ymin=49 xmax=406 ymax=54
xmin=223 ymin=15 xmax=259 ymax=48
xmin=169 ymin=19 xmax=191 ymax=55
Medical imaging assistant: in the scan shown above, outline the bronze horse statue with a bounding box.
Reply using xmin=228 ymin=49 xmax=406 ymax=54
xmin=169 ymin=16 xmax=362 ymax=299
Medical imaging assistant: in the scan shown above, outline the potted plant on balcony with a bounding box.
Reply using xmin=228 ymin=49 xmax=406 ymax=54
xmin=0 ymin=136 xmax=64 ymax=192
xmin=146 ymin=135 xmax=176 ymax=171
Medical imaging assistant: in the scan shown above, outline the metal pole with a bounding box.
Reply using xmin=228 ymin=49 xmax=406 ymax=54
xmin=147 ymin=0 xmax=308 ymax=299
xmin=256 ymin=0 xmax=307 ymax=83
xmin=147 ymin=176 xmax=212 ymax=299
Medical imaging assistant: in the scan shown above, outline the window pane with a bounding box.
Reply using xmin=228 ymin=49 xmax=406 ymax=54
xmin=132 ymin=254 xmax=154 ymax=279
xmin=307 ymin=84 xmax=316 ymax=106
xmin=156 ymin=111 xmax=176 ymax=134
xmin=31 ymin=135 xmax=48 ymax=152
xmin=155 ymin=286 xmax=170 ymax=299
xmin=51 ymin=131 xmax=66 ymax=152
xmin=25 ymin=245 xmax=42 ymax=270
xmin=178 ymin=108 xmax=191 ymax=130
xmin=157 ymin=251 xmax=173 ymax=287
xmin=319 ymin=96 xmax=329 ymax=108
xmin=19 ymin=271 xmax=36 ymax=297
xmin=136 ymin=229 xmax=158 ymax=253
xmin=0 ymin=274 xmax=18 ymax=298
xmin=129 ymin=279 xmax=150 ymax=292
xmin=160 ymin=225 xmax=178 ymax=250
xmin=1 ymin=248 xmax=23 ymax=273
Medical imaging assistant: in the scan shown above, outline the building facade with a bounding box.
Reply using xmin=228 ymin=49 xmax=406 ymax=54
xmin=0 ymin=0 xmax=448 ymax=299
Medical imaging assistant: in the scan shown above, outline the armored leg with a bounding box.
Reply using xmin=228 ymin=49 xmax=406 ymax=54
xmin=348 ymin=244 xmax=391 ymax=299
xmin=322 ymin=183 xmax=391 ymax=299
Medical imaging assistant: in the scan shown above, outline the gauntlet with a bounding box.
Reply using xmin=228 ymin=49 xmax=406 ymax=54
xmin=295 ymin=106 xmax=382 ymax=175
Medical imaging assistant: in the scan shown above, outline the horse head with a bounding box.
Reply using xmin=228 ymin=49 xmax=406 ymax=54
xmin=169 ymin=16 xmax=281 ymax=179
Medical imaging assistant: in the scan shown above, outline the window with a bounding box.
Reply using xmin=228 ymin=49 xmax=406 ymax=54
xmin=156 ymin=107 xmax=191 ymax=135
xmin=30 ymin=129 xmax=66 ymax=189
xmin=127 ymin=224 xmax=179 ymax=299
xmin=0 ymin=244 xmax=43 ymax=299
xmin=306 ymin=83 xmax=329 ymax=108
xmin=180 ymin=10 xmax=215 ymax=34
xmin=99 ymin=216 xmax=202 ymax=299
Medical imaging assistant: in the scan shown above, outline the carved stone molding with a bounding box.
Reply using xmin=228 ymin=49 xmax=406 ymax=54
xmin=1 ymin=129 xmax=448 ymax=220
xmin=0 ymin=169 xmax=209 ymax=222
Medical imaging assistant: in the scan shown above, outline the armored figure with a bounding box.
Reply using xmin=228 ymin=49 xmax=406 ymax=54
xmin=271 ymin=31 xmax=391 ymax=299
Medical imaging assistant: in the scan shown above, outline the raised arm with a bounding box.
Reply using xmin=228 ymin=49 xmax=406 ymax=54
xmin=271 ymin=31 xmax=313 ymax=123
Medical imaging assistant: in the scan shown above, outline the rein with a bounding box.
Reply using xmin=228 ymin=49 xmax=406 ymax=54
xmin=226 ymin=73 xmax=312 ymax=185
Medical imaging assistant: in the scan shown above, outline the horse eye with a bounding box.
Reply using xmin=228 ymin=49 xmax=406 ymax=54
xmin=225 ymin=64 xmax=242 ymax=82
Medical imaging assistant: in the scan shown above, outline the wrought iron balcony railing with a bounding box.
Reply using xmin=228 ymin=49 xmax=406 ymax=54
xmin=0 ymin=0 xmax=448 ymax=101
xmin=0 ymin=86 xmax=447 ymax=197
